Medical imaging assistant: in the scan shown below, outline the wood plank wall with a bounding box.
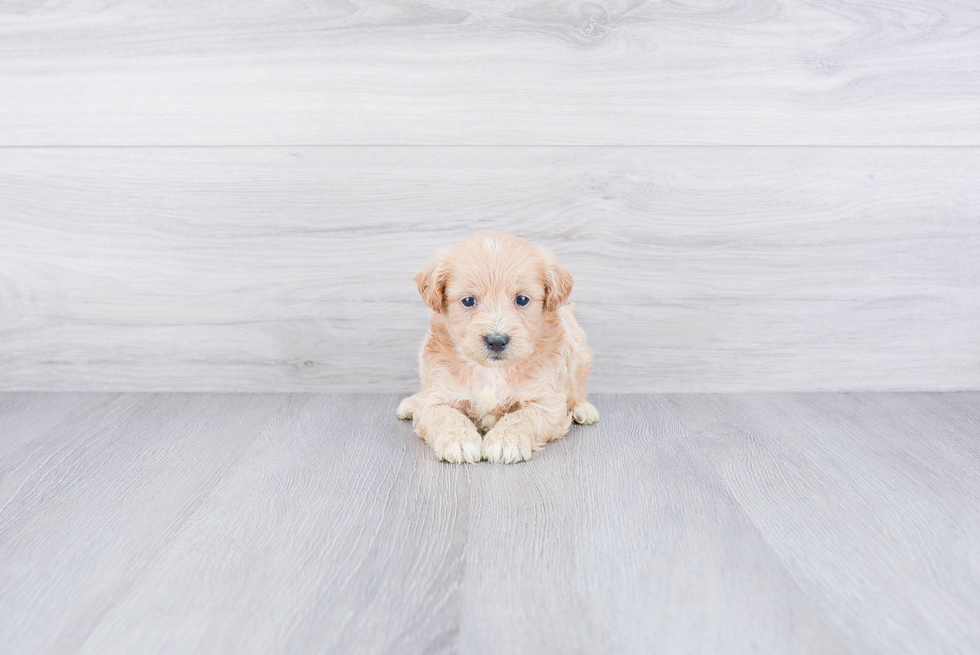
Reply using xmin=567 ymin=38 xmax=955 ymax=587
xmin=1 ymin=1 xmax=978 ymax=392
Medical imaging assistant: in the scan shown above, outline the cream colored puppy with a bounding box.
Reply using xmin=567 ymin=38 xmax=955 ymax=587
xmin=397 ymin=232 xmax=598 ymax=464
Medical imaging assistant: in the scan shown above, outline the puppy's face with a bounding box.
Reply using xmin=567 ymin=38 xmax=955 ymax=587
xmin=415 ymin=233 xmax=573 ymax=367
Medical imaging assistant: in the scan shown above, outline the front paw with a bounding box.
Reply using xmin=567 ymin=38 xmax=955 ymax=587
xmin=432 ymin=427 xmax=482 ymax=464
xmin=572 ymin=401 xmax=599 ymax=425
xmin=396 ymin=396 xmax=414 ymax=420
xmin=482 ymin=426 xmax=534 ymax=464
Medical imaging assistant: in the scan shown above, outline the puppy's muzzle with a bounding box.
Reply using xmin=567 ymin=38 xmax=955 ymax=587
xmin=483 ymin=333 xmax=510 ymax=354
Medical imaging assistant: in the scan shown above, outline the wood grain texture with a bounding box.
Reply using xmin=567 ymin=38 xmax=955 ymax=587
xmin=457 ymin=394 xmax=855 ymax=654
xmin=1 ymin=392 xmax=979 ymax=654
xmin=2 ymin=147 xmax=978 ymax=392
xmin=1 ymin=0 xmax=979 ymax=145
xmin=72 ymin=395 xmax=468 ymax=655
xmin=664 ymin=392 xmax=980 ymax=654
xmin=0 ymin=393 xmax=289 ymax=653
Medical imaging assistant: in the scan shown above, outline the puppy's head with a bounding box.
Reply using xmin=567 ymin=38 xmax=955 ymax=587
xmin=414 ymin=232 xmax=573 ymax=366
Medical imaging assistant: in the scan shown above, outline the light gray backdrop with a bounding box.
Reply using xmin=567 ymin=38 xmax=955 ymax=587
xmin=1 ymin=1 xmax=978 ymax=392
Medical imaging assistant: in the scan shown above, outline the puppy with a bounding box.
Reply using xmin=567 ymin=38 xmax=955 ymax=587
xmin=397 ymin=232 xmax=598 ymax=464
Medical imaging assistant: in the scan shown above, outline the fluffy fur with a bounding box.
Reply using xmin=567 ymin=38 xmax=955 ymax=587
xmin=397 ymin=232 xmax=598 ymax=464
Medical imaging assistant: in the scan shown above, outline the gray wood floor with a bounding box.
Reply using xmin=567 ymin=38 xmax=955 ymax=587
xmin=1 ymin=393 xmax=978 ymax=654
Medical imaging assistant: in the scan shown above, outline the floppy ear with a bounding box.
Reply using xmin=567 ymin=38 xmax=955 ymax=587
xmin=414 ymin=252 xmax=448 ymax=312
xmin=543 ymin=253 xmax=574 ymax=312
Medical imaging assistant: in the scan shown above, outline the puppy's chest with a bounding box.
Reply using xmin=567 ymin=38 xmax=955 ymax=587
xmin=458 ymin=368 xmax=520 ymax=428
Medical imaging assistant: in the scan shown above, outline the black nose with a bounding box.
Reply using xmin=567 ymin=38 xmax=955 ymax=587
xmin=484 ymin=333 xmax=510 ymax=353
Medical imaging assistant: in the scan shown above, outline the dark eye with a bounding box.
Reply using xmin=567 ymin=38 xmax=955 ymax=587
xmin=515 ymin=295 xmax=530 ymax=307
xmin=461 ymin=296 xmax=477 ymax=308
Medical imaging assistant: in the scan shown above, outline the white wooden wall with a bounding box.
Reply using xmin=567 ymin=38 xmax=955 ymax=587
xmin=1 ymin=1 xmax=978 ymax=392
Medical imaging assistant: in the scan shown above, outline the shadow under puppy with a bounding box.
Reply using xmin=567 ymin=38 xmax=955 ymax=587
xmin=398 ymin=232 xmax=598 ymax=464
